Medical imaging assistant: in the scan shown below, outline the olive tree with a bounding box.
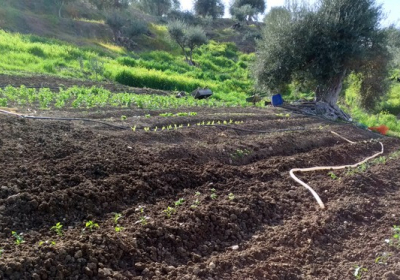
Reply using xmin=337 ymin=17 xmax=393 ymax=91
xmin=168 ymin=20 xmax=208 ymax=65
xmin=253 ymin=0 xmax=390 ymax=111
xmin=194 ymin=0 xmax=225 ymax=19
xmin=230 ymin=0 xmax=266 ymax=21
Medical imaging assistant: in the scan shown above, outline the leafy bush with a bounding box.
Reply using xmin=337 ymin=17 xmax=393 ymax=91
xmin=28 ymin=46 xmax=46 ymax=57
xmin=117 ymin=56 xmax=137 ymax=67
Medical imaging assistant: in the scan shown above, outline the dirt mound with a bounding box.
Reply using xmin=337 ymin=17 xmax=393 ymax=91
xmin=0 ymin=107 xmax=400 ymax=279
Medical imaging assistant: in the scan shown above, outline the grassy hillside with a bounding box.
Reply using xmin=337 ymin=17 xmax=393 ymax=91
xmin=0 ymin=29 xmax=255 ymax=107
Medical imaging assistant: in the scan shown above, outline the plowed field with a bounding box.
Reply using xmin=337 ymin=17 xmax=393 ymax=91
xmin=0 ymin=106 xmax=400 ymax=280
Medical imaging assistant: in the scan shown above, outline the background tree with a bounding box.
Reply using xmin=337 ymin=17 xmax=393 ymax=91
xmin=253 ymin=0 xmax=389 ymax=113
xmin=229 ymin=0 xmax=265 ymax=21
xmin=168 ymin=20 xmax=208 ymax=65
xmin=194 ymin=0 xmax=225 ymax=19
xmin=133 ymin=0 xmax=179 ymax=16
xmin=87 ymin=0 xmax=129 ymax=10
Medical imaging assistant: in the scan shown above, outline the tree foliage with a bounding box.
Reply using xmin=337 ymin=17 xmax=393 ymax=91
xmin=253 ymin=0 xmax=390 ymax=109
xmin=133 ymin=0 xmax=179 ymax=16
xmin=194 ymin=0 xmax=225 ymax=19
xmin=168 ymin=20 xmax=208 ymax=64
xmin=230 ymin=0 xmax=266 ymax=21
xmin=87 ymin=0 xmax=129 ymax=10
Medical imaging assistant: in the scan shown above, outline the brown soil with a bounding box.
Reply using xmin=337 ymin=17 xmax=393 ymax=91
xmin=0 ymin=106 xmax=400 ymax=280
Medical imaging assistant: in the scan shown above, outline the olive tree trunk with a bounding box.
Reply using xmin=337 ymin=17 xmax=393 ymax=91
xmin=315 ymin=70 xmax=346 ymax=107
xmin=314 ymin=70 xmax=351 ymax=121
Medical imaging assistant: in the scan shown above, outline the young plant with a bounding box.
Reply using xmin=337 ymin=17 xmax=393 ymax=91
xmin=375 ymin=252 xmax=391 ymax=265
xmin=121 ymin=115 xmax=127 ymax=121
xmin=131 ymin=125 xmax=136 ymax=132
xmin=210 ymin=188 xmax=217 ymax=200
xmin=115 ymin=226 xmax=124 ymax=232
xmin=163 ymin=206 xmax=176 ymax=218
xmin=391 ymin=225 xmax=400 ymax=247
xmin=85 ymin=221 xmax=99 ymax=232
xmin=228 ymin=193 xmax=235 ymax=200
xmin=328 ymin=171 xmax=339 ymax=180
xmin=38 ymin=240 xmax=56 ymax=246
xmin=12 ymin=231 xmax=24 ymax=245
xmin=114 ymin=213 xmax=122 ymax=225
xmin=50 ymin=222 xmax=63 ymax=236
xmin=175 ymin=198 xmax=185 ymax=207
xmin=353 ymin=265 xmax=367 ymax=279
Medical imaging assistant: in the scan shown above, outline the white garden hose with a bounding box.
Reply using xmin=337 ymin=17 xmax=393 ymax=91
xmin=289 ymin=131 xmax=384 ymax=209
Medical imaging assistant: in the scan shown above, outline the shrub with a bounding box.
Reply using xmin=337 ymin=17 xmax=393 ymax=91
xmin=28 ymin=46 xmax=46 ymax=57
xmin=117 ymin=56 xmax=137 ymax=67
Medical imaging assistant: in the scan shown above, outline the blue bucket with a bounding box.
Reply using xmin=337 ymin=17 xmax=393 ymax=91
xmin=271 ymin=94 xmax=283 ymax=106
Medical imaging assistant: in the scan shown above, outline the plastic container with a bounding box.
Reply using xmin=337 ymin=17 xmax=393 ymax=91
xmin=271 ymin=94 xmax=283 ymax=106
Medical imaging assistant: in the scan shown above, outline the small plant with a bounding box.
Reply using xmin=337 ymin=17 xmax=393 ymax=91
xmin=353 ymin=265 xmax=367 ymax=279
xmin=163 ymin=206 xmax=176 ymax=218
xmin=145 ymin=114 xmax=151 ymax=118
xmin=231 ymin=148 xmax=251 ymax=159
xmin=391 ymin=225 xmax=400 ymax=247
xmin=50 ymin=222 xmax=63 ymax=236
xmin=121 ymin=115 xmax=127 ymax=121
xmin=228 ymin=193 xmax=235 ymax=200
xmin=115 ymin=226 xmax=124 ymax=232
xmin=210 ymin=188 xmax=217 ymax=200
xmin=12 ymin=231 xmax=24 ymax=245
xmin=375 ymin=252 xmax=391 ymax=264
xmin=328 ymin=171 xmax=339 ymax=180
xmin=114 ymin=213 xmax=123 ymax=224
xmin=191 ymin=199 xmax=201 ymax=208
xmin=85 ymin=221 xmax=99 ymax=232
xmin=175 ymin=198 xmax=185 ymax=206
xmin=144 ymin=127 xmax=150 ymax=132
xmin=131 ymin=125 xmax=136 ymax=131
xmin=358 ymin=163 xmax=368 ymax=172
xmin=38 ymin=240 xmax=56 ymax=246
xmin=195 ymin=191 xmax=201 ymax=196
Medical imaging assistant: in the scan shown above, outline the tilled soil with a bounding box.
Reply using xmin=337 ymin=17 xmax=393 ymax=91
xmin=0 ymin=107 xmax=400 ymax=280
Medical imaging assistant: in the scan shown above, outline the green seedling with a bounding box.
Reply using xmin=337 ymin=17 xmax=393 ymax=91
xmin=191 ymin=199 xmax=201 ymax=208
xmin=50 ymin=222 xmax=63 ymax=236
xmin=163 ymin=206 xmax=176 ymax=218
xmin=114 ymin=213 xmax=122 ymax=224
xmin=358 ymin=163 xmax=368 ymax=172
xmin=175 ymin=198 xmax=185 ymax=207
xmin=85 ymin=221 xmax=99 ymax=232
xmin=391 ymin=225 xmax=400 ymax=247
xmin=231 ymin=149 xmax=251 ymax=159
xmin=328 ymin=171 xmax=339 ymax=180
xmin=115 ymin=226 xmax=124 ymax=232
xmin=12 ymin=231 xmax=24 ymax=245
xmin=145 ymin=114 xmax=151 ymax=118
xmin=131 ymin=126 xmax=136 ymax=132
xmin=144 ymin=127 xmax=150 ymax=132
xmin=228 ymin=193 xmax=235 ymax=200
xmin=210 ymin=188 xmax=217 ymax=200
xmin=375 ymin=252 xmax=391 ymax=264
xmin=140 ymin=216 xmax=148 ymax=225
xmin=195 ymin=191 xmax=201 ymax=196
xmin=353 ymin=265 xmax=367 ymax=279
xmin=121 ymin=115 xmax=127 ymax=121
xmin=38 ymin=240 xmax=56 ymax=246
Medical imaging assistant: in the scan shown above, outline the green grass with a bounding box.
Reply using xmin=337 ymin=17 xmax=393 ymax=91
xmin=343 ymin=73 xmax=400 ymax=134
xmin=0 ymin=85 xmax=254 ymax=109
xmin=0 ymin=30 xmax=253 ymax=105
